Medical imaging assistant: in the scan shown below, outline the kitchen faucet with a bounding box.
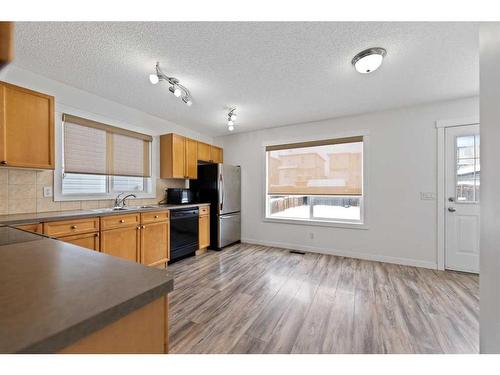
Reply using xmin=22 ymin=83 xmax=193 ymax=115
xmin=113 ymin=192 xmax=137 ymax=208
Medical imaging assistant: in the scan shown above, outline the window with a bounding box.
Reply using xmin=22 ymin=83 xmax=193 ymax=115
xmin=455 ymin=134 xmax=480 ymax=202
xmin=266 ymin=136 xmax=364 ymax=224
xmin=58 ymin=114 xmax=153 ymax=199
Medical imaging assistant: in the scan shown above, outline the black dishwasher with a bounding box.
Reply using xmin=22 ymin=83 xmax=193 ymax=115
xmin=169 ymin=207 xmax=199 ymax=263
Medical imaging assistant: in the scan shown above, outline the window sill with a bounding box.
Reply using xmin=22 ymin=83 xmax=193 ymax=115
xmin=54 ymin=192 xmax=156 ymax=202
xmin=263 ymin=217 xmax=369 ymax=230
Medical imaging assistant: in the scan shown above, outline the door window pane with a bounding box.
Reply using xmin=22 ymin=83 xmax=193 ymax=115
xmin=456 ymin=135 xmax=480 ymax=202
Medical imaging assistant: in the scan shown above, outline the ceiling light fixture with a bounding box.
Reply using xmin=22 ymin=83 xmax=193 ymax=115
xmin=227 ymin=108 xmax=237 ymax=131
xmin=149 ymin=62 xmax=192 ymax=106
xmin=351 ymin=47 xmax=387 ymax=74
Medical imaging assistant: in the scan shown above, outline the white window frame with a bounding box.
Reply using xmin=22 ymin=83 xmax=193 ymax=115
xmin=262 ymin=131 xmax=369 ymax=229
xmin=53 ymin=112 xmax=156 ymax=201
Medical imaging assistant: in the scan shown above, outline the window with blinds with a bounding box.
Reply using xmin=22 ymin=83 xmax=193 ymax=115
xmin=266 ymin=136 xmax=364 ymax=223
xmin=61 ymin=114 xmax=152 ymax=197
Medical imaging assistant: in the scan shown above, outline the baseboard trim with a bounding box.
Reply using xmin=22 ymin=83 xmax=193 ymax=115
xmin=241 ymin=238 xmax=437 ymax=270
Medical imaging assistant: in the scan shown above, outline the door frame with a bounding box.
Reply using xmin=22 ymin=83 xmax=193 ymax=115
xmin=436 ymin=116 xmax=479 ymax=270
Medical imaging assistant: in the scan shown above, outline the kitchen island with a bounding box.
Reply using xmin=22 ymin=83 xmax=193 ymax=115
xmin=0 ymin=226 xmax=174 ymax=353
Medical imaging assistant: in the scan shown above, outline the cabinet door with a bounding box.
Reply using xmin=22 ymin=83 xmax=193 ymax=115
xmin=197 ymin=142 xmax=211 ymax=162
xmin=0 ymin=81 xmax=54 ymax=169
xmin=185 ymin=138 xmax=198 ymax=179
xmin=160 ymin=133 xmax=185 ymax=179
xmin=59 ymin=232 xmax=100 ymax=252
xmin=101 ymin=226 xmax=140 ymax=262
xmin=141 ymin=221 xmax=169 ymax=266
xmin=210 ymin=146 xmax=223 ymax=164
xmin=199 ymin=214 xmax=210 ymax=249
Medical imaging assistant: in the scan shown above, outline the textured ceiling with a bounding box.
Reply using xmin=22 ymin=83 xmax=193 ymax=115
xmin=13 ymin=22 xmax=478 ymax=136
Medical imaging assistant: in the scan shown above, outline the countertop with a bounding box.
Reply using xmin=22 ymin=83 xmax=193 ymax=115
xmin=0 ymin=227 xmax=174 ymax=353
xmin=0 ymin=203 xmax=211 ymax=225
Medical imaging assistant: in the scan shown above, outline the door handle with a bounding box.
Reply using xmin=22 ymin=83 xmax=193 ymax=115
xmin=448 ymin=207 xmax=456 ymax=212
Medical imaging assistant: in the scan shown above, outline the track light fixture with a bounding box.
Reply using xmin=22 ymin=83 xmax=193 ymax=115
xmin=227 ymin=108 xmax=237 ymax=131
xmin=149 ymin=62 xmax=192 ymax=106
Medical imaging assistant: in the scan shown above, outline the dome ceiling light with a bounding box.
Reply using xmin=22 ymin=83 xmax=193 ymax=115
xmin=351 ymin=47 xmax=387 ymax=74
xmin=227 ymin=108 xmax=237 ymax=131
xmin=149 ymin=62 xmax=192 ymax=106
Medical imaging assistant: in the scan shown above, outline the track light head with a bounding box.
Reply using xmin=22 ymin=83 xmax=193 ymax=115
xmin=228 ymin=124 xmax=234 ymax=131
xmin=227 ymin=120 xmax=234 ymax=126
xmin=149 ymin=74 xmax=159 ymax=85
xmin=182 ymin=97 xmax=193 ymax=106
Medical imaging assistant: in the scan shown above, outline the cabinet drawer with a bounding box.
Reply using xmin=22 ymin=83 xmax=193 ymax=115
xmin=199 ymin=206 xmax=209 ymax=216
xmin=101 ymin=213 xmax=140 ymax=230
xmin=141 ymin=211 xmax=169 ymax=224
xmin=15 ymin=222 xmax=43 ymax=234
xmin=43 ymin=217 xmax=99 ymax=237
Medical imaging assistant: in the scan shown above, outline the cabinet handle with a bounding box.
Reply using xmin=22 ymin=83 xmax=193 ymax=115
xmin=71 ymin=225 xmax=77 ymax=229
xmin=154 ymin=215 xmax=159 ymax=219
xmin=0 ymin=160 xmax=7 ymax=165
xmin=119 ymin=219 xmax=125 ymax=223
xmin=95 ymin=233 xmax=99 ymax=237
xmin=137 ymin=226 xmax=140 ymax=230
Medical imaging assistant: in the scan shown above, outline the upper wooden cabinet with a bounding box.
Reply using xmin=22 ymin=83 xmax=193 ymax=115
xmin=197 ymin=142 xmax=211 ymax=162
xmin=160 ymin=133 xmax=223 ymax=179
xmin=160 ymin=133 xmax=198 ymax=179
xmin=0 ymin=81 xmax=55 ymax=169
xmin=210 ymin=146 xmax=223 ymax=164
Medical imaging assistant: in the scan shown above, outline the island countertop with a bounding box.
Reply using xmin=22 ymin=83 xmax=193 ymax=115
xmin=0 ymin=227 xmax=174 ymax=353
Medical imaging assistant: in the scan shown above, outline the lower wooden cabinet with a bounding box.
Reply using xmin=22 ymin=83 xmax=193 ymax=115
xmin=15 ymin=222 xmax=43 ymax=234
xmin=198 ymin=207 xmax=210 ymax=250
xmin=140 ymin=220 xmax=169 ymax=267
xmin=58 ymin=232 xmax=100 ymax=252
xmin=101 ymin=225 xmax=140 ymax=262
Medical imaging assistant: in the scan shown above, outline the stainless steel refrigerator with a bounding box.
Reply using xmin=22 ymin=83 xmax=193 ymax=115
xmin=190 ymin=164 xmax=241 ymax=249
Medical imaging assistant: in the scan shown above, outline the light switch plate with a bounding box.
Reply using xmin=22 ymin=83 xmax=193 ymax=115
xmin=420 ymin=192 xmax=436 ymax=200
xmin=43 ymin=186 xmax=53 ymax=198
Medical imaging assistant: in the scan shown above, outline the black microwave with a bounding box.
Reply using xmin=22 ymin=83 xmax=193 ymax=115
xmin=165 ymin=188 xmax=196 ymax=205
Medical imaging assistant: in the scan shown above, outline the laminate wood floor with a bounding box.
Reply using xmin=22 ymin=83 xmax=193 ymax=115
xmin=168 ymin=243 xmax=479 ymax=354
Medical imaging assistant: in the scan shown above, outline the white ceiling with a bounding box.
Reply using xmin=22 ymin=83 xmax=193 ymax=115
xmin=13 ymin=22 xmax=478 ymax=136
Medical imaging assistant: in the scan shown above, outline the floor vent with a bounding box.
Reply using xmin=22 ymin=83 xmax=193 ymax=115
xmin=289 ymin=250 xmax=306 ymax=255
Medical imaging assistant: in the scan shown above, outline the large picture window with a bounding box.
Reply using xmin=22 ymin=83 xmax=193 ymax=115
xmin=58 ymin=114 xmax=152 ymax=199
xmin=266 ymin=136 xmax=364 ymax=224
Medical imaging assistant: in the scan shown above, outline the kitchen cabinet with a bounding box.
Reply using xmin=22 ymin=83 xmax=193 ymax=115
xmin=140 ymin=220 xmax=169 ymax=267
xmin=210 ymin=146 xmax=223 ymax=163
xmin=15 ymin=222 xmax=43 ymax=234
xmin=160 ymin=133 xmax=223 ymax=178
xmin=197 ymin=142 xmax=211 ymax=162
xmin=160 ymin=133 xmax=198 ymax=179
xmin=198 ymin=206 xmax=210 ymax=251
xmin=0 ymin=81 xmax=55 ymax=169
xmin=59 ymin=232 xmax=100 ymax=252
xmin=101 ymin=225 xmax=140 ymax=262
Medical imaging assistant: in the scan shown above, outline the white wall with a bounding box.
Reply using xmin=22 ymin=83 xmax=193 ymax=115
xmin=217 ymin=97 xmax=479 ymax=268
xmin=480 ymin=23 xmax=500 ymax=353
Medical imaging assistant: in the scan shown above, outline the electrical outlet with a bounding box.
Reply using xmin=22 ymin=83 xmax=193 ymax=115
xmin=420 ymin=192 xmax=436 ymax=200
xmin=43 ymin=186 xmax=53 ymax=198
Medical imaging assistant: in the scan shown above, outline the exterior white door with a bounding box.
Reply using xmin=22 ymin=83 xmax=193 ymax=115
xmin=445 ymin=124 xmax=480 ymax=273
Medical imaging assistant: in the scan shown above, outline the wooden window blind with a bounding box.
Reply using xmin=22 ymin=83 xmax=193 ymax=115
xmin=63 ymin=114 xmax=152 ymax=177
xmin=266 ymin=136 xmax=363 ymax=196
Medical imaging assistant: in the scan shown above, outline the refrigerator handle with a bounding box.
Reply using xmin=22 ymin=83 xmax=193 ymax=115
xmin=219 ymin=172 xmax=224 ymax=211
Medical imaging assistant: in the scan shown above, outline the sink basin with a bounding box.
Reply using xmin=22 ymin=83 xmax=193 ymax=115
xmin=91 ymin=207 xmax=130 ymax=213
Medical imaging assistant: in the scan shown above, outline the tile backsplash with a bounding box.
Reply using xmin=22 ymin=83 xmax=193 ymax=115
xmin=0 ymin=169 xmax=184 ymax=215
